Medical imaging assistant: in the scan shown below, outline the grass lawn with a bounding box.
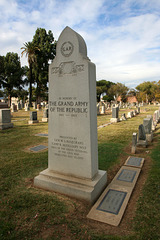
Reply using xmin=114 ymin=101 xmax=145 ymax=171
xmin=0 ymin=106 xmax=160 ymax=240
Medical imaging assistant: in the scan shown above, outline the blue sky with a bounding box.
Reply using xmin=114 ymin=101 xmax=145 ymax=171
xmin=0 ymin=0 xmax=160 ymax=88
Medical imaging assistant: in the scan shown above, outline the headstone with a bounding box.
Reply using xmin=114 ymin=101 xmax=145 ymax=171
xmin=37 ymin=104 xmax=42 ymax=111
xmin=0 ymin=109 xmax=13 ymax=130
xmin=17 ymin=102 xmax=22 ymax=110
xmin=137 ymin=107 xmax=140 ymax=114
xmin=131 ymin=132 xmax=137 ymax=154
xmin=138 ymin=124 xmax=146 ymax=140
xmin=143 ymin=118 xmax=151 ymax=134
xmin=155 ymin=110 xmax=160 ymax=123
xmin=137 ymin=124 xmax=147 ymax=147
xmin=42 ymin=109 xmax=48 ymax=122
xmin=11 ymin=103 xmax=17 ymax=112
xmin=97 ymin=103 xmax=100 ymax=115
xmin=127 ymin=111 xmax=132 ymax=118
xmin=110 ymin=106 xmax=119 ymax=123
xmin=25 ymin=103 xmax=30 ymax=111
xmin=28 ymin=111 xmax=39 ymax=124
xmin=120 ymin=113 xmax=127 ymax=121
xmin=133 ymin=110 xmax=137 ymax=116
xmin=20 ymin=100 xmax=24 ymax=109
xmin=0 ymin=102 xmax=8 ymax=109
xmin=152 ymin=112 xmax=157 ymax=130
xmin=34 ymin=26 xmax=107 ymax=203
xmin=101 ymin=105 xmax=105 ymax=114
xmin=33 ymin=102 xmax=37 ymax=109
xmin=143 ymin=118 xmax=153 ymax=142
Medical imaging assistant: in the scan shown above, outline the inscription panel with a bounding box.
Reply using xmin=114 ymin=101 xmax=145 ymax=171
xmin=117 ymin=169 xmax=137 ymax=182
xmin=49 ymin=97 xmax=88 ymax=118
xmin=51 ymin=135 xmax=87 ymax=160
xmin=97 ymin=189 xmax=127 ymax=215
xmin=126 ymin=157 xmax=143 ymax=167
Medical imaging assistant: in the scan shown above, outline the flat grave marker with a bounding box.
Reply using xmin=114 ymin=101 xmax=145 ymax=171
xmin=35 ymin=133 xmax=48 ymax=137
xmin=112 ymin=166 xmax=141 ymax=188
xmin=117 ymin=169 xmax=137 ymax=183
xmin=87 ymin=165 xmax=142 ymax=226
xmin=124 ymin=156 xmax=144 ymax=168
xmin=87 ymin=183 xmax=132 ymax=226
xmin=97 ymin=189 xmax=127 ymax=215
xmin=29 ymin=145 xmax=48 ymax=152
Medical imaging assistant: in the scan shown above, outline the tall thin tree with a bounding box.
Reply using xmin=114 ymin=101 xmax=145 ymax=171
xmin=21 ymin=42 xmax=39 ymax=107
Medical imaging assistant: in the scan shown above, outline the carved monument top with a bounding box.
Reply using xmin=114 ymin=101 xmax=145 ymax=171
xmin=56 ymin=26 xmax=88 ymax=60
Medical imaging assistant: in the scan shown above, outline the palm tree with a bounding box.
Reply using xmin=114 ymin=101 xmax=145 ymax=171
xmin=21 ymin=42 xmax=39 ymax=107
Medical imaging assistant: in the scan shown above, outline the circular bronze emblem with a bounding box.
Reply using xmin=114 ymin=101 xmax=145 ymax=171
xmin=61 ymin=41 xmax=74 ymax=57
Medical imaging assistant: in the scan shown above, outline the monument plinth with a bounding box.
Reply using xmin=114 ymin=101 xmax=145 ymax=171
xmin=34 ymin=27 xmax=107 ymax=204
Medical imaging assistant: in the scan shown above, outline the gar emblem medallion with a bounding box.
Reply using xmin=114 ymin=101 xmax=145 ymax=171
xmin=61 ymin=41 xmax=74 ymax=57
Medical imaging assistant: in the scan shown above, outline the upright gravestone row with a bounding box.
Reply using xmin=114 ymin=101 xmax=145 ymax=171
xmin=34 ymin=26 xmax=107 ymax=203
xmin=131 ymin=108 xmax=160 ymax=153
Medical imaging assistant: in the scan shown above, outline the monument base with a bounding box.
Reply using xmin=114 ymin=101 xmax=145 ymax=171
xmin=42 ymin=118 xmax=48 ymax=122
xmin=34 ymin=168 xmax=107 ymax=204
xmin=110 ymin=118 xmax=120 ymax=123
xmin=0 ymin=122 xmax=13 ymax=130
xmin=146 ymin=132 xmax=153 ymax=142
xmin=137 ymin=140 xmax=148 ymax=148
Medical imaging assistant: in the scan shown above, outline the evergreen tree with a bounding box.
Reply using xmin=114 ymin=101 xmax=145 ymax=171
xmin=0 ymin=52 xmax=25 ymax=106
xmin=32 ymin=28 xmax=56 ymax=103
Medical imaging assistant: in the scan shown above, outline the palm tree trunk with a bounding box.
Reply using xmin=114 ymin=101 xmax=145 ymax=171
xmin=29 ymin=64 xmax=32 ymax=107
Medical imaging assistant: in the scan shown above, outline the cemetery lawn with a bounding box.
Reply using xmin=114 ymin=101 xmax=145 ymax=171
xmin=0 ymin=106 xmax=160 ymax=240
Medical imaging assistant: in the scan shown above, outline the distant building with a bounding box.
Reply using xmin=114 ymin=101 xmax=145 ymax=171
xmin=117 ymin=95 xmax=138 ymax=103
xmin=127 ymin=96 xmax=138 ymax=104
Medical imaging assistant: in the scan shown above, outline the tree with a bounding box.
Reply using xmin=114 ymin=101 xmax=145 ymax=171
xmin=0 ymin=52 xmax=25 ymax=106
xmin=0 ymin=90 xmax=4 ymax=97
xmin=0 ymin=56 xmax=5 ymax=86
xmin=155 ymin=80 xmax=160 ymax=102
xmin=108 ymin=82 xmax=129 ymax=102
xmin=136 ymin=81 xmax=157 ymax=102
xmin=96 ymin=80 xmax=115 ymax=102
xmin=32 ymin=28 xmax=56 ymax=103
xmin=21 ymin=41 xmax=39 ymax=107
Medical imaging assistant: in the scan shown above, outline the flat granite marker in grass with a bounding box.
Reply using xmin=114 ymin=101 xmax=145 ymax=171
xmin=29 ymin=145 xmax=48 ymax=152
xmin=97 ymin=189 xmax=127 ymax=215
xmin=34 ymin=26 xmax=107 ymax=204
xmin=35 ymin=133 xmax=48 ymax=137
xmin=87 ymin=164 xmax=142 ymax=226
xmin=124 ymin=156 xmax=145 ymax=168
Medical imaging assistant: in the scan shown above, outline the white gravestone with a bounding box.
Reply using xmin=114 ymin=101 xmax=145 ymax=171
xmin=34 ymin=26 xmax=107 ymax=204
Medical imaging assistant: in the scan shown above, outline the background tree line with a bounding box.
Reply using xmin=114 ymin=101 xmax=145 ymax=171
xmin=96 ymin=80 xmax=160 ymax=103
xmin=0 ymin=27 xmax=160 ymax=105
xmin=0 ymin=28 xmax=56 ymax=107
